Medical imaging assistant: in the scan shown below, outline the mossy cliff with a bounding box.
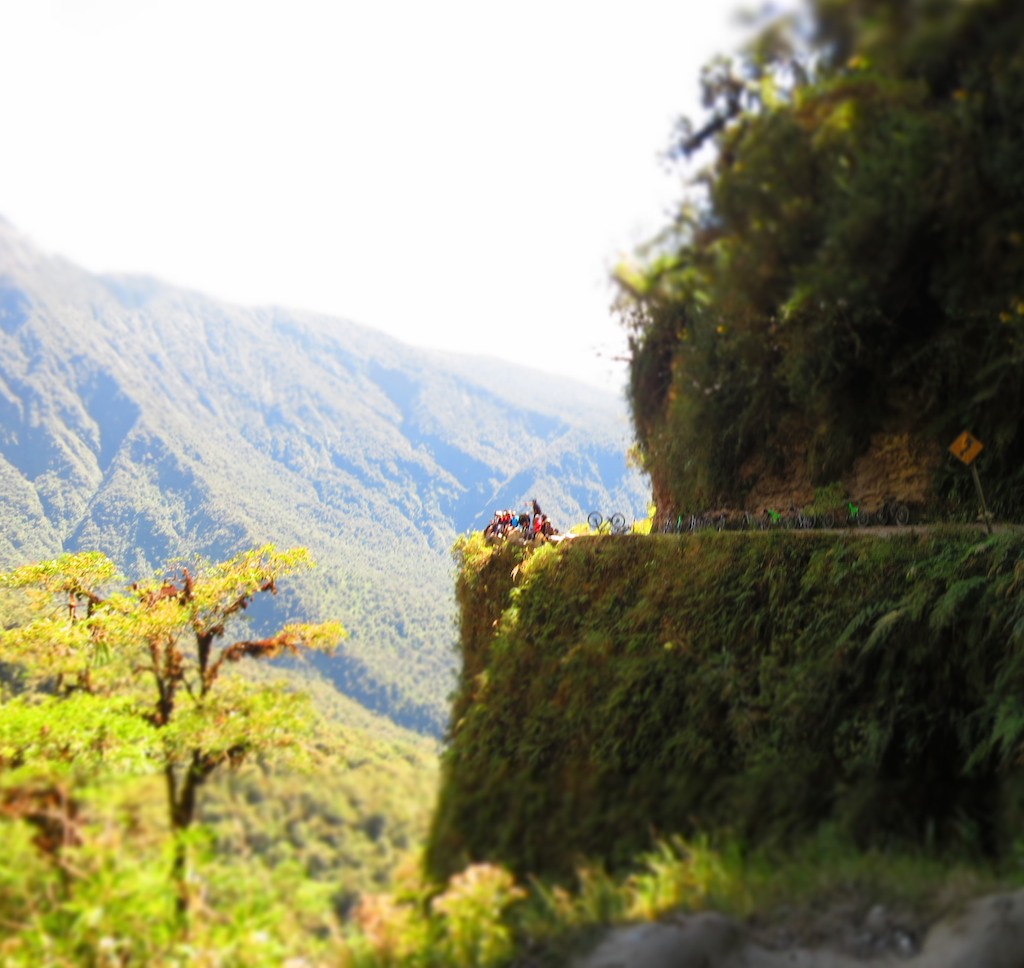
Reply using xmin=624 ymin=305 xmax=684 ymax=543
xmin=426 ymin=528 xmax=1024 ymax=883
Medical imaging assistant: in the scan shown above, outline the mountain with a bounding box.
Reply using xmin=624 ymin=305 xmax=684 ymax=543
xmin=0 ymin=217 xmax=648 ymax=734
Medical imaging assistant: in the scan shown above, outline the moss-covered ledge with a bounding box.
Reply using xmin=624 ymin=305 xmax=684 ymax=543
xmin=428 ymin=528 xmax=1024 ymax=882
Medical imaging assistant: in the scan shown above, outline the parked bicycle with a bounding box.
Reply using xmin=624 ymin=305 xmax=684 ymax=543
xmin=588 ymin=511 xmax=628 ymax=534
xmin=847 ymin=500 xmax=869 ymax=527
xmin=660 ymin=514 xmax=684 ymax=534
xmin=659 ymin=510 xmax=727 ymax=533
xmin=874 ymin=499 xmax=911 ymax=526
xmin=785 ymin=505 xmax=814 ymax=529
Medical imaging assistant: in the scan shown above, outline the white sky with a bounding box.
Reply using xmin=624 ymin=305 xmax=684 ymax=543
xmin=0 ymin=0 xmax=771 ymax=391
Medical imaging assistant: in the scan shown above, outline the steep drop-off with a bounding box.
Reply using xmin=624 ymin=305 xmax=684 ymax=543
xmin=428 ymin=527 xmax=1024 ymax=882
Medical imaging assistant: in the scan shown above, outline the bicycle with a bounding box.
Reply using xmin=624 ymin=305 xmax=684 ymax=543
xmin=817 ymin=510 xmax=837 ymax=529
xmin=786 ymin=505 xmax=814 ymax=529
xmin=661 ymin=514 xmax=684 ymax=534
xmin=875 ymin=499 xmax=910 ymax=527
xmin=847 ymin=500 xmax=869 ymax=527
xmin=588 ymin=511 xmax=628 ymax=534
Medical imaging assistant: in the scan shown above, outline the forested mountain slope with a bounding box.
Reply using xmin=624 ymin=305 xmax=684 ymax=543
xmin=0 ymin=217 xmax=647 ymax=734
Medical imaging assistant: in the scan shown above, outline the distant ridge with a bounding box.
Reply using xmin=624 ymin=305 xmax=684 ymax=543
xmin=0 ymin=217 xmax=648 ymax=734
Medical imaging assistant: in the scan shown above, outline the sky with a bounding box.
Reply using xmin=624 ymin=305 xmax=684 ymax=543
xmin=0 ymin=0 xmax=775 ymax=392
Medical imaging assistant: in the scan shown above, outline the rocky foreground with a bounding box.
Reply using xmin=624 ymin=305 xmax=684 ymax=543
xmin=576 ymin=888 xmax=1024 ymax=967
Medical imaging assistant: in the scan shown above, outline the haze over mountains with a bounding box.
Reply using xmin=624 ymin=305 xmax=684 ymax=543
xmin=0 ymin=217 xmax=648 ymax=734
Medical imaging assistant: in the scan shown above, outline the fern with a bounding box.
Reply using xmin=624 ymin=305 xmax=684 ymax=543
xmin=858 ymin=606 xmax=907 ymax=654
xmin=836 ymin=602 xmax=890 ymax=648
xmin=973 ymin=699 xmax=1024 ymax=769
xmin=928 ymin=576 xmax=989 ymax=632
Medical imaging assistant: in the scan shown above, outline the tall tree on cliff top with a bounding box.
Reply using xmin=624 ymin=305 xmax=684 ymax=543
xmin=617 ymin=0 xmax=1024 ymax=517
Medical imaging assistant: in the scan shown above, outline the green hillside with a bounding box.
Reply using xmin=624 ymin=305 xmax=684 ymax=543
xmin=0 ymin=218 xmax=647 ymax=734
xmin=429 ymin=527 xmax=1024 ymax=882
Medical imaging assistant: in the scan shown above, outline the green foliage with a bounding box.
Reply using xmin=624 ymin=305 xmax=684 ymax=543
xmin=807 ymin=481 xmax=849 ymax=517
xmin=0 ymin=545 xmax=346 ymax=918
xmin=0 ymin=801 xmax=1014 ymax=968
xmin=623 ymin=836 xmax=728 ymax=921
xmin=619 ymin=0 xmax=1024 ymax=516
xmin=0 ymin=688 xmax=440 ymax=964
xmin=313 ymin=829 xmax=1018 ymax=966
xmin=432 ymin=529 xmax=1024 ymax=884
xmin=429 ymin=863 xmax=526 ymax=965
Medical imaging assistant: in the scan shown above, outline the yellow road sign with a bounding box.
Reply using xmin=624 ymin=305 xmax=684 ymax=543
xmin=949 ymin=430 xmax=984 ymax=465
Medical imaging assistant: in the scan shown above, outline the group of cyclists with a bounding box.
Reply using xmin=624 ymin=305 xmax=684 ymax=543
xmin=483 ymin=499 xmax=559 ymax=544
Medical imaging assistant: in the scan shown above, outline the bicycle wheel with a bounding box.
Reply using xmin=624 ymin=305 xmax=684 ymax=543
xmin=894 ymin=504 xmax=910 ymax=526
xmin=821 ymin=511 xmax=836 ymax=529
xmin=610 ymin=512 xmax=626 ymax=533
xmin=874 ymin=506 xmax=888 ymax=527
xmin=855 ymin=508 xmax=868 ymax=527
xmin=587 ymin=511 xmax=602 ymax=530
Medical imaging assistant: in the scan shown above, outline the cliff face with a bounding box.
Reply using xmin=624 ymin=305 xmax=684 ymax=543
xmin=617 ymin=2 xmax=1024 ymax=525
xmin=428 ymin=528 xmax=1024 ymax=882
xmin=736 ymin=430 xmax=944 ymax=521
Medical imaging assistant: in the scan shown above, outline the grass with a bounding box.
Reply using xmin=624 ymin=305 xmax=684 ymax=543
xmin=502 ymin=830 xmax=1016 ymax=965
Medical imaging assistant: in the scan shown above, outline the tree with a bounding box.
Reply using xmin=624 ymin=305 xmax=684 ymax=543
xmin=617 ymin=0 xmax=1024 ymax=517
xmin=0 ymin=544 xmax=345 ymax=916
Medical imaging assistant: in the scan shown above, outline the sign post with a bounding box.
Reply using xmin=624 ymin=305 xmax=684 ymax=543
xmin=948 ymin=431 xmax=992 ymax=534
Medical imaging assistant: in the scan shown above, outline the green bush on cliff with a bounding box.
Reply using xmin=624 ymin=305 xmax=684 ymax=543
xmin=429 ymin=530 xmax=1024 ymax=883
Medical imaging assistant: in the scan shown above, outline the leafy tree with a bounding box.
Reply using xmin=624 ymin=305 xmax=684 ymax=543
xmin=0 ymin=545 xmax=345 ymax=916
xmin=617 ymin=0 xmax=1024 ymax=517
